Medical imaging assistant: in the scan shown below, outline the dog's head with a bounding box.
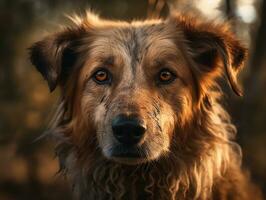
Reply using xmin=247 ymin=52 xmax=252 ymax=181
xmin=30 ymin=12 xmax=246 ymax=165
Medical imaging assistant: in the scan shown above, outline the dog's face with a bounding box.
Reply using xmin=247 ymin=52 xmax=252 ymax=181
xmin=78 ymin=24 xmax=194 ymax=164
xmin=30 ymin=12 xmax=246 ymax=165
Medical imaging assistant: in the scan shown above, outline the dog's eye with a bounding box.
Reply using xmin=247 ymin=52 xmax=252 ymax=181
xmin=158 ymin=69 xmax=176 ymax=84
xmin=93 ymin=69 xmax=111 ymax=84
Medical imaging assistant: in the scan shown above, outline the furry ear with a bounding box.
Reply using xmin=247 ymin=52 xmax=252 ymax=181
xmin=170 ymin=13 xmax=247 ymax=96
xmin=29 ymin=28 xmax=83 ymax=92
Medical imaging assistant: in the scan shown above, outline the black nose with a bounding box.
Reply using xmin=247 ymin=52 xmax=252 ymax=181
xmin=112 ymin=115 xmax=146 ymax=145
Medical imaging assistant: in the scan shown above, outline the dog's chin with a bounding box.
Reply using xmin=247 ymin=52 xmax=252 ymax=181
xmin=103 ymin=145 xmax=160 ymax=165
xmin=111 ymin=157 xmax=149 ymax=165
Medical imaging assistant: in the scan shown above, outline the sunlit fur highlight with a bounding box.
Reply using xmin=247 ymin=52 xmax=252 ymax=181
xmin=30 ymin=11 xmax=262 ymax=200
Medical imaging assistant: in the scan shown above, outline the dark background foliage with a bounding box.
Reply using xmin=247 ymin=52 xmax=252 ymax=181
xmin=0 ymin=0 xmax=265 ymax=199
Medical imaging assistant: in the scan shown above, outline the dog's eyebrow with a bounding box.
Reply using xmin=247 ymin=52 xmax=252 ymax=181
xmin=100 ymin=56 xmax=115 ymax=66
xmin=154 ymin=54 xmax=177 ymax=65
xmin=152 ymin=54 xmax=183 ymax=69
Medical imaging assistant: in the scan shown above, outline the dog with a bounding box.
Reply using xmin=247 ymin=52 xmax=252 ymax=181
xmin=29 ymin=11 xmax=262 ymax=200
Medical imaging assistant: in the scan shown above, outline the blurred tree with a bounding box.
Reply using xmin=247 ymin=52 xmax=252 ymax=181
xmin=0 ymin=0 xmax=265 ymax=199
xmin=238 ymin=0 xmax=266 ymax=192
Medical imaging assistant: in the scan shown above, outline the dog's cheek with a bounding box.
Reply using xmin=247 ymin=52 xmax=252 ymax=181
xmin=171 ymin=90 xmax=193 ymax=127
xmin=94 ymin=103 xmax=109 ymax=146
xmin=94 ymin=103 xmax=106 ymax=126
xmin=160 ymin=104 xmax=176 ymax=147
xmin=80 ymin=95 xmax=95 ymax=120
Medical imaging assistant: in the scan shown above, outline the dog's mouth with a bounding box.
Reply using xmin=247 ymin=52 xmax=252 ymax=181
xmin=107 ymin=144 xmax=149 ymax=165
xmin=111 ymin=144 xmax=145 ymax=157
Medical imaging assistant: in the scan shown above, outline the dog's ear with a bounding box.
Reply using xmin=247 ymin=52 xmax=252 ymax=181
xmin=170 ymin=13 xmax=247 ymax=96
xmin=29 ymin=28 xmax=84 ymax=92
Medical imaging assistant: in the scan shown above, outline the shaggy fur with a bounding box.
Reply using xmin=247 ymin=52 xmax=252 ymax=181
xmin=29 ymin=11 xmax=262 ymax=200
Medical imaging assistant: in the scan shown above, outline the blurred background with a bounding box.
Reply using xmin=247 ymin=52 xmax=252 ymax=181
xmin=0 ymin=0 xmax=265 ymax=199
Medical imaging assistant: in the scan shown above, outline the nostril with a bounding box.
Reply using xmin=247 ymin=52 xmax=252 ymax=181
xmin=112 ymin=128 xmax=123 ymax=138
xmin=132 ymin=125 xmax=146 ymax=138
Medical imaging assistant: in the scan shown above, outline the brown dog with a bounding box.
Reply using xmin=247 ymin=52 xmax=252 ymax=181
xmin=29 ymin=11 xmax=262 ymax=199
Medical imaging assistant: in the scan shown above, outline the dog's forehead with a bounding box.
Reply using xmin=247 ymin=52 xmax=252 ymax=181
xmin=88 ymin=22 xmax=181 ymax=62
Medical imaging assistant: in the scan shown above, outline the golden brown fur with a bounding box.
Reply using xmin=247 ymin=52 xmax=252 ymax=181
xmin=29 ymin=11 xmax=262 ymax=199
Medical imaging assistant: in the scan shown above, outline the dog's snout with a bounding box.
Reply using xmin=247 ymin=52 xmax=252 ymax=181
xmin=112 ymin=114 xmax=146 ymax=145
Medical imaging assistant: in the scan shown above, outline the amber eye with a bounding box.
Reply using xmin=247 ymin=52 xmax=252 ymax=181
xmin=93 ymin=69 xmax=111 ymax=84
xmin=158 ymin=69 xmax=176 ymax=84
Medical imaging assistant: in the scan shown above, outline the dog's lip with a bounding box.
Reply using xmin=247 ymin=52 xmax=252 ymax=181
xmin=112 ymin=150 xmax=141 ymax=158
xmin=104 ymin=144 xmax=161 ymax=165
xmin=108 ymin=145 xmax=148 ymax=165
xmin=110 ymin=145 xmax=145 ymax=158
